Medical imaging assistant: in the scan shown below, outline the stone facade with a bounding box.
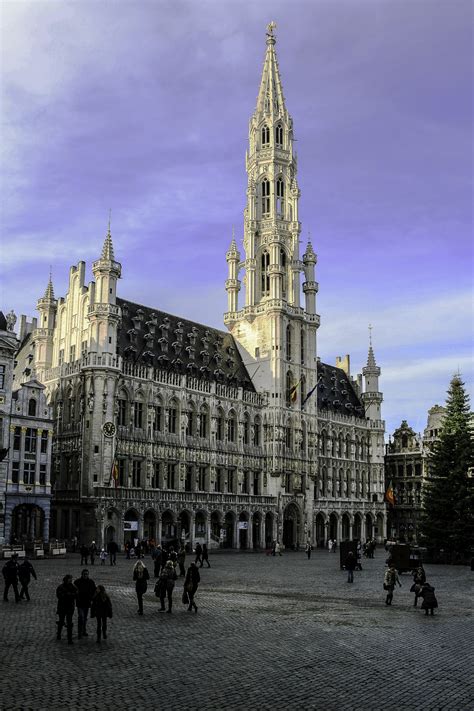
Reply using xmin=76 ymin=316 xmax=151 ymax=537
xmin=385 ymin=406 xmax=446 ymax=542
xmin=14 ymin=26 xmax=387 ymax=550
xmin=0 ymin=312 xmax=53 ymax=545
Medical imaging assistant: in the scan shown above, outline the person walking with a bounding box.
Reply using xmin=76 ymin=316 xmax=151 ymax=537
xmin=328 ymin=539 xmax=334 ymax=553
xmin=177 ymin=545 xmax=186 ymax=577
xmin=383 ymin=564 xmax=401 ymax=605
xmin=305 ymin=541 xmax=312 ymax=560
xmin=79 ymin=544 xmax=89 ymax=566
xmin=356 ymin=542 xmax=363 ymax=571
xmin=99 ymin=548 xmax=108 ymax=565
xmin=89 ymin=541 xmax=97 ymax=565
xmin=2 ymin=553 xmax=21 ymax=603
xmin=157 ymin=560 xmax=177 ymax=613
xmin=201 ymin=543 xmax=211 ymax=568
xmin=411 ymin=566 xmax=426 ymax=607
xmin=74 ymin=569 xmax=96 ymax=638
xmin=133 ymin=559 xmax=150 ymax=616
xmin=107 ymin=540 xmax=118 ymax=566
xmin=56 ymin=574 xmax=78 ymax=644
xmin=91 ymin=585 xmax=113 ymax=643
xmin=184 ymin=561 xmax=200 ymax=613
xmin=345 ymin=551 xmax=356 ymax=583
xmin=152 ymin=544 xmax=163 ymax=578
xmin=274 ymin=540 xmax=282 ymax=556
xmin=194 ymin=542 xmax=203 ymax=566
xmin=419 ymin=582 xmax=438 ymax=616
xmin=168 ymin=546 xmax=178 ymax=569
xmin=18 ymin=558 xmax=37 ymax=601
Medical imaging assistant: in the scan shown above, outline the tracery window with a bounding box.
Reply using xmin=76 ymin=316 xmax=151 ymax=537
xmin=276 ymin=178 xmax=285 ymax=218
xmin=261 ymin=250 xmax=270 ymax=295
xmin=275 ymin=123 xmax=283 ymax=146
xmin=261 ymin=178 xmax=270 ymax=216
xmin=261 ymin=124 xmax=270 ymax=146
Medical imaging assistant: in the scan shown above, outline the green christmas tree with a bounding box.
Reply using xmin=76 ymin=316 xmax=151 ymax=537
xmin=421 ymin=374 xmax=474 ymax=559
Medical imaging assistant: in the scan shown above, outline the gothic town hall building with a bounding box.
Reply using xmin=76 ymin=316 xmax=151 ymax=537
xmin=14 ymin=27 xmax=386 ymax=550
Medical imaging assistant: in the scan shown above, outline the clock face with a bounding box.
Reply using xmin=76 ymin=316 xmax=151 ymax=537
xmin=103 ymin=421 xmax=116 ymax=438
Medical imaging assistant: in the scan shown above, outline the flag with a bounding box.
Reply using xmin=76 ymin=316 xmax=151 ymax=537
xmin=385 ymin=481 xmax=396 ymax=506
xmin=111 ymin=455 xmax=119 ymax=488
xmin=289 ymin=379 xmax=301 ymax=404
xmin=301 ymin=383 xmax=317 ymax=410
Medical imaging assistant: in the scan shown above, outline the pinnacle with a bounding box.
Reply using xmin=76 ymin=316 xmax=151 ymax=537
xmin=43 ymin=276 xmax=55 ymax=301
xmin=101 ymin=226 xmax=115 ymax=261
xmin=366 ymin=345 xmax=377 ymax=369
xmin=256 ymin=24 xmax=286 ymax=118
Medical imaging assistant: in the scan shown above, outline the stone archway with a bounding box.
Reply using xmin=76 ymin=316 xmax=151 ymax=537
xmin=365 ymin=513 xmax=373 ymax=540
xmin=353 ymin=513 xmax=362 ymax=542
xmin=124 ymin=509 xmax=139 ymax=546
xmin=238 ymin=511 xmax=249 ymax=549
xmin=315 ymin=513 xmax=326 ymax=547
xmin=194 ymin=510 xmax=207 ymax=542
xmin=252 ymin=511 xmax=262 ymax=549
xmin=105 ymin=525 xmax=116 ymax=544
xmin=341 ymin=513 xmax=350 ymax=541
xmin=210 ymin=511 xmax=221 ymax=544
xmin=224 ymin=511 xmax=235 ymax=548
xmin=178 ymin=510 xmax=191 ymax=547
xmin=162 ymin=509 xmax=177 ymax=548
xmin=376 ymin=513 xmax=384 ymax=543
xmin=144 ymin=510 xmax=157 ymax=542
xmin=283 ymin=502 xmax=301 ymax=550
xmin=329 ymin=512 xmax=338 ymax=541
xmin=264 ymin=512 xmax=274 ymax=549
xmin=10 ymin=504 xmax=45 ymax=543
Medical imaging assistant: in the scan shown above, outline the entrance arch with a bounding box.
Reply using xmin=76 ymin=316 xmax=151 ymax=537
xmin=238 ymin=511 xmax=249 ymax=549
xmin=210 ymin=511 xmax=221 ymax=544
xmin=376 ymin=513 xmax=384 ymax=542
xmin=264 ymin=512 xmax=274 ymax=549
xmin=252 ymin=512 xmax=262 ymax=549
xmin=179 ymin=510 xmax=191 ymax=546
xmin=124 ymin=509 xmax=139 ymax=546
xmin=223 ymin=511 xmax=235 ymax=548
xmin=341 ymin=513 xmax=350 ymax=541
xmin=283 ymin=503 xmax=301 ymax=549
xmin=365 ymin=513 xmax=373 ymax=540
xmin=162 ymin=510 xmax=177 ymax=548
xmin=353 ymin=513 xmax=362 ymax=541
xmin=315 ymin=513 xmax=326 ymax=547
xmin=105 ymin=525 xmax=116 ymax=544
xmin=329 ymin=512 xmax=338 ymax=541
xmin=144 ymin=510 xmax=156 ymax=542
xmin=10 ymin=504 xmax=45 ymax=542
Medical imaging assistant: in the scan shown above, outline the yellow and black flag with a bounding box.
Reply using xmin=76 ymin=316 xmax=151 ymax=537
xmin=289 ymin=379 xmax=301 ymax=405
xmin=384 ymin=481 xmax=396 ymax=506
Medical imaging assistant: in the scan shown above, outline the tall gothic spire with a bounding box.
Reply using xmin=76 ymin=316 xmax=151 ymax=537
xmin=365 ymin=325 xmax=380 ymax=372
xmin=101 ymin=218 xmax=115 ymax=261
xmin=43 ymin=273 xmax=55 ymax=301
xmin=255 ymin=22 xmax=287 ymax=119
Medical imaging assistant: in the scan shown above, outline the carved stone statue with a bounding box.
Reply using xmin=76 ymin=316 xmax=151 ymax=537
xmin=6 ymin=309 xmax=17 ymax=332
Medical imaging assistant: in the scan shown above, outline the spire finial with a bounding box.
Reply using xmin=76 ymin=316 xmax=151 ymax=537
xmin=108 ymin=208 xmax=112 ymax=236
xmin=368 ymin=323 xmax=373 ymax=347
xmin=266 ymin=21 xmax=277 ymax=42
xmin=101 ymin=215 xmax=115 ymax=261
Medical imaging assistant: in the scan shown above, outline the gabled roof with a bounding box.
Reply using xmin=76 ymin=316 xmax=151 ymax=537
xmin=316 ymin=362 xmax=365 ymax=419
xmin=117 ymin=298 xmax=255 ymax=391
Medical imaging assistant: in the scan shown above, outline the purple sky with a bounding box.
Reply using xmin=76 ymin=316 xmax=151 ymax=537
xmin=1 ymin=0 xmax=472 ymax=437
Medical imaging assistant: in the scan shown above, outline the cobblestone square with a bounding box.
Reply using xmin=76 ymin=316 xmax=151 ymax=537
xmin=1 ymin=550 xmax=473 ymax=710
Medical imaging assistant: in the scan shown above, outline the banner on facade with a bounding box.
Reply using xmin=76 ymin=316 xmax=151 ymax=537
xmin=238 ymin=522 xmax=248 ymax=530
xmin=124 ymin=521 xmax=138 ymax=531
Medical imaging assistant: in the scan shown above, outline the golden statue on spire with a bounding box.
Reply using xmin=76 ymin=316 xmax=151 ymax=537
xmin=267 ymin=21 xmax=277 ymax=37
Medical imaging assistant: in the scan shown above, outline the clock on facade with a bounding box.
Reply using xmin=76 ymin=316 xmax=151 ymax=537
xmin=102 ymin=421 xmax=116 ymax=438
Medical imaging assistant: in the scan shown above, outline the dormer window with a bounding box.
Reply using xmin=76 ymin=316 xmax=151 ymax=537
xmin=261 ymin=251 xmax=270 ymax=295
xmin=261 ymin=124 xmax=270 ymax=146
xmin=276 ymin=123 xmax=283 ymax=146
xmin=261 ymin=178 xmax=270 ymax=216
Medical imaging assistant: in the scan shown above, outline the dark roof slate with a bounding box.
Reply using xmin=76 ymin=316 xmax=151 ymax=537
xmin=117 ymin=298 xmax=255 ymax=391
xmin=316 ymin=362 xmax=365 ymax=419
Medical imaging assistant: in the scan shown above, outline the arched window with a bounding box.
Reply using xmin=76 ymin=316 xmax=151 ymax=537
xmin=216 ymin=408 xmax=224 ymax=441
xmin=276 ymin=178 xmax=285 ymax=218
xmin=261 ymin=250 xmax=270 ymax=295
xmin=286 ymin=325 xmax=292 ymax=361
xmin=275 ymin=123 xmax=283 ymax=146
xmin=227 ymin=410 xmax=236 ymax=442
xmin=261 ymin=178 xmax=270 ymax=216
xmin=300 ymin=327 xmax=305 ymax=364
xmin=300 ymin=376 xmax=306 ymax=408
xmin=28 ymin=398 xmax=37 ymax=417
xmin=118 ymin=391 xmax=128 ymax=427
xmin=253 ymin=416 xmax=261 ymax=446
xmin=243 ymin=413 xmax=250 ymax=445
xmin=186 ymin=403 xmax=196 ymax=437
xmin=168 ymin=401 xmax=178 ymax=434
xmin=280 ymin=248 xmax=287 ymax=296
xmin=261 ymin=124 xmax=270 ymax=146
xmin=199 ymin=405 xmax=208 ymax=438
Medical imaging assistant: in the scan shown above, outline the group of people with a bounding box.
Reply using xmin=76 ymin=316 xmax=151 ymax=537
xmin=55 ymin=569 xmax=113 ymax=644
xmin=79 ymin=540 xmax=119 ymax=566
xmin=2 ymin=554 xmax=37 ymax=602
xmin=383 ymin=564 xmax=438 ymax=615
xmin=133 ymin=552 xmax=203 ymax=615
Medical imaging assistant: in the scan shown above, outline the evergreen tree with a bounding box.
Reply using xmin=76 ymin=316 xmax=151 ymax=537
xmin=421 ymin=374 xmax=474 ymax=559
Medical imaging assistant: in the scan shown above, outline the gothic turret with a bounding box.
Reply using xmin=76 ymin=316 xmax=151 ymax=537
xmin=35 ymin=275 xmax=57 ymax=376
xmin=361 ymin=329 xmax=385 ymax=502
xmin=225 ymin=230 xmax=241 ymax=315
xmin=302 ymin=241 xmax=318 ymax=316
xmin=89 ymin=223 xmax=122 ymax=356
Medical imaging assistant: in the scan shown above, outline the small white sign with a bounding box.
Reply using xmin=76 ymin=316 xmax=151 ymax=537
xmin=238 ymin=522 xmax=248 ymax=530
xmin=124 ymin=521 xmax=138 ymax=531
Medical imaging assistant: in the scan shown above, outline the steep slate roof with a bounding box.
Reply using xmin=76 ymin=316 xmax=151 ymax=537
xmin=117 ymin=298 xmax=255 ymax=392
xmin=316 ymin=362 xmax=366 ymax=420
xmin=0 ymin=311 xmax=7 ymax=331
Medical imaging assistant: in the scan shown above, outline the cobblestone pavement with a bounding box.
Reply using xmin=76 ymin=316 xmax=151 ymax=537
xmin=1 ymin=549 xmax=473 ymax=710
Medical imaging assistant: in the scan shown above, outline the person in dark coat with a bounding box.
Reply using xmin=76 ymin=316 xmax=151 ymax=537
xmin=90 ymin=585 xmax=113 ymax=643
xmin=345 ymin=551 xmax=357 ymax=583
xmin=18 ymin=558 xmax=37 ymax=601
xmin=152 ymin=545 xmax=163 ymax=577
xmin=56 ymin=574 xmax=78 ymax=644
xmin=201 ymin=543 xmax=211 ymax=568
xmin=2 ymin=554 xmax=20 ymax=602
xmin=419 ymin=583 xmax=438 ymax=616
xmin=74 ymin=569 xmax=97 ymax=638
xmin=107 ymin=540 xmax=118 ymax=566
xmin=177 ymin=545 xmax=186 ymax=577
xmin=79 ymin=544 xmax=89 ymax=566
xmin=89 ymin=541 xmax=97 ymax=565
xmin=168 ymin=546 xmax=178 ymax=568
xmin=184 ymin=562 xmax=200 ymax=613
xmin=383 ymin=564 xmax=401 ymax=605
xmin=133 ymin=560 xmax=150 ymax=615
xmin=160 ymin=547 xmax=169 ymax=572
xmin=157 ymin=560 xmax=177 ymax=613
xmin=411 ymin=566 xmax=426 ymax=606
xmin=305 ymin=542 xmax=312 ymax=560
xmin=194 ymin=542 xmax=203 ymax=566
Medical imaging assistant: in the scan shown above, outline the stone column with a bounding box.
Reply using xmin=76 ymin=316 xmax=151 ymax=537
xmin=247 ymin=516 xmax=253 ymax=549
xmin=189 ymin=512 xmax=195 ymax=550
xmin=206 ymin=516 xmax=211 ymax=546
xmin=43 ymin=513 xmax=50 ymax=544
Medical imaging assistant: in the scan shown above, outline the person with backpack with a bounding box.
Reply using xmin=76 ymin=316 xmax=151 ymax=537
xmin=90 ymin=585 xmax=113 ymax=643
xmin=383 ymin=564 xmax=401 ymax=605
xmin=133 ymin=559 xmax=150 ymax=615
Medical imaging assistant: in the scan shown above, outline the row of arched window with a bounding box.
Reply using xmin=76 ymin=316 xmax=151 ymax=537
xmin=315 ymin=467 xmax=369 ymax=499
xmin=260 ymin=177 xmax=289 ymax=219
xmin=260 ymin=248 xmax=287 ymax=296
xmin=319 ymin=430 xmax=369 ymax=461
